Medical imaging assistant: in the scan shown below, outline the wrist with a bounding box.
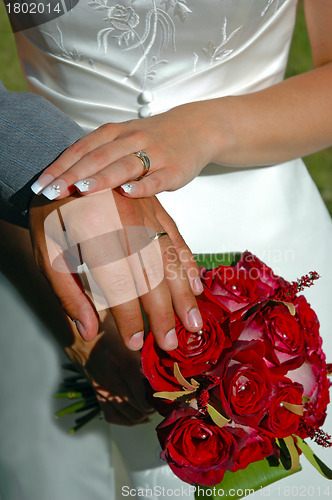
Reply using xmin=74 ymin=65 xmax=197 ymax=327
xmin=190 ymin=97 xmax=238 ymax=167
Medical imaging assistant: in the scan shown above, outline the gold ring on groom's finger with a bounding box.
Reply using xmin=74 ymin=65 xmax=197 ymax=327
xmin=132 ymin=151 xmax=151 ymax=180
xmin=151 ymin=231 xmax=168 ymax=241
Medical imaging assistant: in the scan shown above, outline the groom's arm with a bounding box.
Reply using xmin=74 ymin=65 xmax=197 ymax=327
xmin=0 ymin=81 xmax=83 ymax=227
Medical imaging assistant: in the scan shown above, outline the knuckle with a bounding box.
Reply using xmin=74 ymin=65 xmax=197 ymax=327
xmin=94 ymin=169 xmax=110 ymax=186
xmin=129 ymin=129 xmax=147 ymax=148
xmin=155 ymin=309 xmax=175 ymax=326
xmin=121 ymin=157 xmax=139 ymax=178
xmin=144 ymin=260 xmax=165 ymax=284
xmin=178 ymin=286 xmax=195 ymax=304
xmin=167 ymin=169 xmax=182 ymax=191
xmin=58 ymin=293 xmax=78 ymax=314
xmin=76 ymin=214 xmax=102 ymax=240
xmin=151 ymin=174 xmax=164 ymax=192
xmin=86 ymin=148 xmax=106 ymax=167
xmin=60 ymin=171 xmax=80 ymax=186
xmin=157 ymin=240 xmax=179 ymax=269
xmin=164 ymin=213 xmax=178 ymax=232
xmin=34 ymin=249 xmax=51 ymax=274
xmin=99 ymin=122 xmax=115 ymax=134
xmin=170 ymin=224 xmax=186 ymax=247
xmin=174 ymin=238 xmax=190 ymax=262
xmin=121 ymin=311 xmax=142 ymax=331
xmin=120 ymin=156 xmax=133 ymax=169
xmin=162 ymin=241 xmax=177 ymax=260
xmin=67 ymin=140 xmax=86 ymax=161
xmin=108 ymin=273 xmax=133 ymax=293
xmin=181 ymin=251 xmax=198 ymax=271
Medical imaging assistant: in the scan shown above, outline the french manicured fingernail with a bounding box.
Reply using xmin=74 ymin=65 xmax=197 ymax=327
xmin=128 ymin=331 xmax=144 ymax=351
xmin=121 ymin=183 xmax=137 ymax=194
xmin=193 ymin=277 xmax=204 ymax=295
xmin=74 ymin=178 xmax=97 ymax=193
xmin=164 ymin=328 xmax=178 ymax=350
xmin=74 ymin=320 xmax=87 ymax=339
xmin=188 ymin=308 xmax=203 ymax=329
xmin=41 ymin=179 xmax=68 ymax=200
xmin=31 ymin=174 xmax=55 ymax=195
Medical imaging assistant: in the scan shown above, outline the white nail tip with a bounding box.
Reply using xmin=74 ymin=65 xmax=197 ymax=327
xmin=41 ymin=179 xmax=67 ymax=200
xmin=121 ymin=183 xmax=134 ymax=194
xmin=74 ymin=179 xmax=97 ymax=192
xmin=31 ymin=174 xmax=55 ymax=195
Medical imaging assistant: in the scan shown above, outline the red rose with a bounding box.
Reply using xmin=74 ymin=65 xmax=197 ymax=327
xmin=232 ymin=431 xmax=277 ymax=472
xmin=157 ymin=408 xmax=239 ymax=486
xmin=141 ymin=299 xmax=229 ymax=392
xmin=216 ymin=341 xmax=274 ymax=426
xmin=263 ymin=303 xmax=306 ymax=362
xmin=262 ymin=378 xmax=303 ymax=438
xmin=288 ymin=352 xmax=330 ymax=430
xmin=201 ymin=267 xmax=266 ymax=314
xmin=234 ymin=304 xmax=305 ymax=372
xmin=200 ymin=251 xmax=288 ymax=319
xmin=305 ymin=353 xmax=330 ymax=427
xmin=239 ymin=251 xmax=288 ymax=292
xmin=295 ymin=295 xmax=321 ymax=354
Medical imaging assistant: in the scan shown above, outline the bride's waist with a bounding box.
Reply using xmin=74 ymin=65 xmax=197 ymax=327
xmin=27 ymin=72 xmax=282 ymax=133
xmin=24 ymin=56 xmax=286 ymax=131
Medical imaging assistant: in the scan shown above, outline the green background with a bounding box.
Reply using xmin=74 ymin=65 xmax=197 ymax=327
xmin=0 ymin=1 xmax=331 ymax=215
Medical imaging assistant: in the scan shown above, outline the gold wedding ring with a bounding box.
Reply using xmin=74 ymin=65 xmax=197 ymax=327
xmin=132 ymin=150 xmax=151 ymax=180
xmin=151 ymin=231 xmax=168 ymax=241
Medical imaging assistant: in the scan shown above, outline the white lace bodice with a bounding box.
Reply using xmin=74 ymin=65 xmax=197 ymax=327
xmin=15 ymin=0 xmax=297 ymax=130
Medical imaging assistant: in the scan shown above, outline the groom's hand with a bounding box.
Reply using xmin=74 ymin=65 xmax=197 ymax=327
xmin=29 ymin=190 xmax=203 ymax=351
xmin=0 ymin=218 xmax=152 ymax=426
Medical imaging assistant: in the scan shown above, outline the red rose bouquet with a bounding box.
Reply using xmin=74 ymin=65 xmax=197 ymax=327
xmin=141 ymin=251 xmax=332 ymax=492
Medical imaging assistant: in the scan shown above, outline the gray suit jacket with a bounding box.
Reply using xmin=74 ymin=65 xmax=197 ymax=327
xmin=0 ymin=81 xmax=83 ymax=227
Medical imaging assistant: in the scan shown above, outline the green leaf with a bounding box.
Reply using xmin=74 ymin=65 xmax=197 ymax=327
xmin=174 ymin=362 xmax=198 ymax=390
xmin=54 ymin=396 xmax=97 ymax=418
xmin=282 ymin=301 xmax=296 ymax=316
xmin=69 ymin=408 xmax=102 ymax=434
xmin=277 ymin=437 xmax=293 ymax=470
xmin=54 ymin=391 xmax=85 ymax=399
xmin=294 ymin=435 xmax=332 ymax=479
xmin=206 ymin=403 xmax=230 ymax=428
xmin=270 ymin=300 xmax=296 ymax=316
xmin=277 ymin=437 xmax=300 ymax=471
xmin=195 ymin=458 xmax=301 ymax=500
xmin=282 ymin=402 xmax=303 ymax=416
xmin=194 ymin=252 xmax=241 ymax=269
xmin=153 ymin=390 xmax=194 ymax=401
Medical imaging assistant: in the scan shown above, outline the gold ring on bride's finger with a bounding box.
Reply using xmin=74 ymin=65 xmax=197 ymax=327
xmin=132 ymin=150 xmax=151 ymax=180
xmin=151 ymin=231 xmax=168 ymax=241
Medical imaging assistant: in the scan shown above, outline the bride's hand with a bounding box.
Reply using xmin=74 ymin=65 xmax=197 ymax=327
xmin=30 ymin=101 xmax=221 ymax=199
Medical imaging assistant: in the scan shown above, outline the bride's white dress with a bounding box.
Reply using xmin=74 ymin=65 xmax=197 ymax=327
xmin=1 ymin=0 xmax=332 ymax=498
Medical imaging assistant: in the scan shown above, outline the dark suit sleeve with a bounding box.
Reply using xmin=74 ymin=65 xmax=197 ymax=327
xmin=0 ymin=81 xmax=84 ymax=227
